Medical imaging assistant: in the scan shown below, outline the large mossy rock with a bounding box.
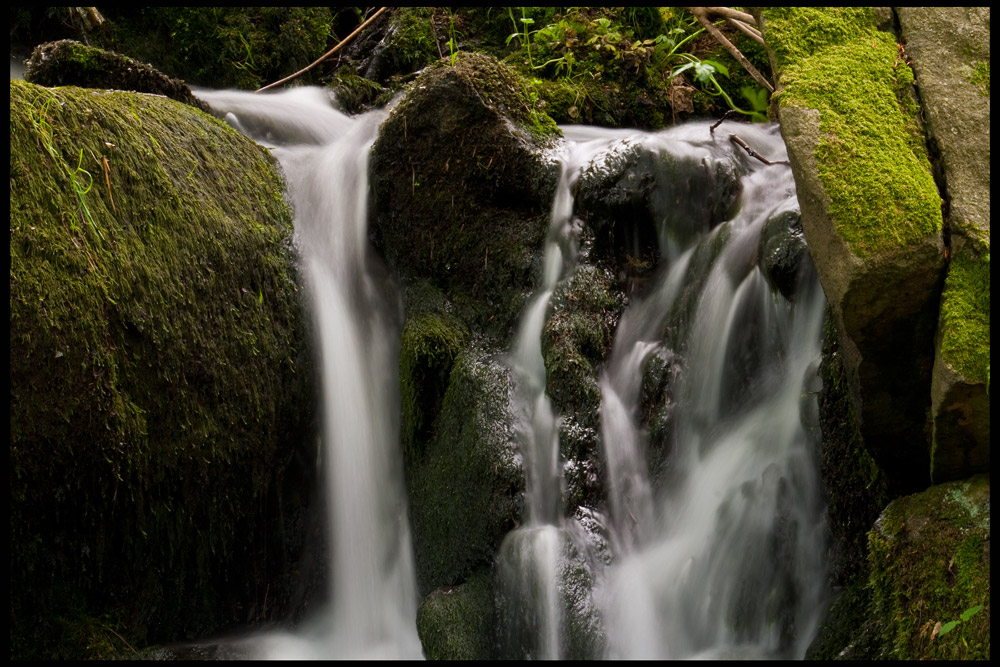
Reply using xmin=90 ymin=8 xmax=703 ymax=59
xmin=895 ymin=7 xmax=990 ymax=483
xmin=808 ymin=475 xmax=990 ymax=660
xmin=868 ymin=475 xmax=990 ymax=659
xmin=376 ymin=52 xmax=563 ymax=618
xmin=10 ymin=80 xmax=314 ymax=658
xmin=758 ymin=8 xmax=946 ymax=495
xmin=370 ymin=51 xmax=560 ymax=338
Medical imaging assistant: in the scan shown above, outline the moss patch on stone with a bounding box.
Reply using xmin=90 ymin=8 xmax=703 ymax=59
xmin=937 ymin=249 xmax=990 ymax=384
xmin=969 ymin=61 xmax=990 ymax=97
xmin=416 ymin=568 xmax=495 ymax=660
xmin=399 ymin=290 xmax=469 ymax=461
xmin=10 ymin=80 xmax=310 ymax=657
xmin=867 ymin=474 xmax=990 ymax=660
xmin=763 ymin=7 xmax=942 ymax=257
xmin=407 ymin=348 xmax=523 ymax=596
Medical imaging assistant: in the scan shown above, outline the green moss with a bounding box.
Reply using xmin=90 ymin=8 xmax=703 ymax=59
xmin=937 ymin=250 xmax=990 ymax=383
xmin=96 ymin=7 xmax=335 ymax=89
xmin=385 ymin=7 xmax=441 ymax=73
xmin=10 ymin=80 xmax=309 ymax=656
xmin=416 ymin=568 xmax=495 ymax=660
xmin=763 ymin=7 xmax=942 ymax=257
xmin=543 ymin=264 xmax=619 ymax=427
xmin=969 ymin=61 xmax=989 ymax=96
xmin=407 ymin=348 xmax=522 ymax=596
xmin=867 ymin=475 xmax=990 ymax=660
xmin=400 ymin=300 xmax=469 ymax=461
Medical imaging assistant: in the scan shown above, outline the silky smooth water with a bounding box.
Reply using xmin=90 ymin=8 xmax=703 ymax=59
xmin=196 ymin=86 xmax=826 ymax=659
xmin=578 ymin=122 xmax=829 ymax=659
xmin=197 ymin=87 xmax=423 ymax=660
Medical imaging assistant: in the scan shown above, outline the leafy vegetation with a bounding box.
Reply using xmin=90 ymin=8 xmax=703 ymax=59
xmin=12 ymin=7 xmax=774 ymax=130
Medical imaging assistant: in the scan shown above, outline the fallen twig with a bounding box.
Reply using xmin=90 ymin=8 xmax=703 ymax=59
xmin=256 ymin=7 xmax=389 ymax=93
xmin=729 ymin=134 xmax=790 ymax=166
xmin=702 ymin=6 xmax=756 ymax=25
xmin=726 ymin=17 xmax=764 ymax=45
xmin=709 ymin=109 xmax=741 ymax=134
xmin=686 ymin=7 xmax=774 ymax=94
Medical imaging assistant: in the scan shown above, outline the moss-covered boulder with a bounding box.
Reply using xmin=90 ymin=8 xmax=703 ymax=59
xmin=406 ymin=347 xmax=522 ymax=596
xmin=416 ymin=568 xmax=495 ymax=660
xmin=894 ymin=7 xmax=990 ymax=483
xmin=808 ymin=475 xmax=990 ymax=660
xmin=25 ymin=40 xmax=208 ymax=112
xmin=370 ymin=51 xmax=560 ymax=339
xmin=758 ymin=7 xmax=946 ymax=495
xmin=10 ymin=79 xmax=314 ymax=658
xmin=868 ymin=474 xmax=990 ymax=659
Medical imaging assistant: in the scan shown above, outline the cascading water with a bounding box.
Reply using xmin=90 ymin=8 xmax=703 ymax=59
xmin=195 ymin=83 xmax=826 ymax=660
xmin=576 ymin=122 xmax=828 ymax=659
xmin=195 ymin=87 xmax=423 ymax=660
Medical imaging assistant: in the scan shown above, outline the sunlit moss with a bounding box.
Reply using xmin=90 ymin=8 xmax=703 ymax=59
xmin=937 ymin=250 xmax=990 ymax=383
xmin=763 ymin=7 xmax=942 ymax=256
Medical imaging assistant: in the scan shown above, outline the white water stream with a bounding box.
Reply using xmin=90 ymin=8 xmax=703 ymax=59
xmin=197 ymin=87 xmax=423 ymax=659
xmin=196 ymin=87 xmax=826 ymax=660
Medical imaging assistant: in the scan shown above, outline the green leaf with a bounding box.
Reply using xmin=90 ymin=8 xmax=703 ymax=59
xmin=703 ymin=59 xmax=729 ymax=78
xmin=693 ymin=61 xmax=717 ymax=84
xmin=960 ymin=605 xmax=984 ymax=622
xmin=938 ymin=620 xmax=961 ymax=637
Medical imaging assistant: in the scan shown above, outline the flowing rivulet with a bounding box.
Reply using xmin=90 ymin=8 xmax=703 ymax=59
xmin=200 ymin=87 xmax=828 ymax=660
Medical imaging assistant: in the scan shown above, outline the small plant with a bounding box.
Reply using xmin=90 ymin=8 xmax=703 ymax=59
xmin=934 ymin=604 xmax=984 ymax=639
xmin=30 ymin=94 xmax=103 ymax=242
xmin=506 ymin=7 xmax=537 ymax=68
xmin=448 ymin=11 xmax=460 ymax=66
xmin=230 ymin=31 xmax=256 ymax=74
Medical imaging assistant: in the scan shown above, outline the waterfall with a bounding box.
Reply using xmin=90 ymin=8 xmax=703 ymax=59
xmin=581 ymin=122 xmax=828 ymax=659
xmin=196 ymin=87 xmax=423 ymax=660
xmin=196 ymin=84 xmax=826 ymax=659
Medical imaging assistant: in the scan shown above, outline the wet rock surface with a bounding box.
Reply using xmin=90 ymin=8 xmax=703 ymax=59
xmin=25 ymin=39 xmax=209 ymax=111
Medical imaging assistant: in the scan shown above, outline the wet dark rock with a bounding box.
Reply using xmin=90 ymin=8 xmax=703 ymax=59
xmin=758 ymin=208 xmax=815 ymax=302
xmin=25 ymin=39 xmax=209 ymax=112
xmin=575 ymin=137 xmax=744 ymax=265
xmin=370 ymin=51 xmax=560 ymax=339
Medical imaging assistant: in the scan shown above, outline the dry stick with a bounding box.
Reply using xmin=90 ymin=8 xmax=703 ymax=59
xmin=729 ymin=134 xmax=790 ymax=166
xmin=256 ymin=7 xmax=389 ymax=93
xmin=726 ymin=17 xmax=764 ymax=46
xmin=686 ymin=7 xmax=774 ymax=94
xmin=702 ymin=6 xmax=757 ymax=25
xmin=709 ymin=109 xmax=741 ymax=134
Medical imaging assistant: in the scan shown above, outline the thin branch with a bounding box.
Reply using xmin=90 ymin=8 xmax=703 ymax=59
xmin=686 ymin=7 xmax=774 ymax=94
xmin=729 ymin=134 xmax=790 ymax=166
xmin=256 ymin=7 xmax=389 ymax=93
xmin=726 ymin=17 xmax=764 ymax=46
xmin=702 ymin=6 xmax=757 ymax=25
xmin=101 ymin=624 xmax=138 ymax=655
xmin=709 ymin=109 xmax=741 ymax=134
